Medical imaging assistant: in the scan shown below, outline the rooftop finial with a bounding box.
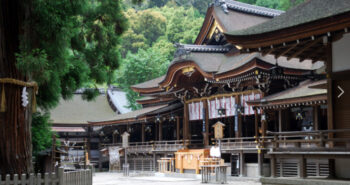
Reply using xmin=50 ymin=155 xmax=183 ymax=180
xmin=214 ymin=0 xmax=229 ymax=14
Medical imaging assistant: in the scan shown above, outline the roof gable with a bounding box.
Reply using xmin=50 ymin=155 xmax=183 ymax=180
xmin=195 ymin=1 xmax=283 ymax=45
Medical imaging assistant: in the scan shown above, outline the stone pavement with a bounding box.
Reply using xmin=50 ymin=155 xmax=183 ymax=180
xmin=93 ymin=172 xmax=261 ymax=185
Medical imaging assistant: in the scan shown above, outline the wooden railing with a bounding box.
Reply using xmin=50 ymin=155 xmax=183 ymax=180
xmin=103 ymin=140 xmax=188 ymax=153
xmin=0 ymin=167 xmax=92 ymax=185
xmin=215 ymin=137 xmax=274 ymax=150
xmin=267 ymin=129 xmax=350 ymax=150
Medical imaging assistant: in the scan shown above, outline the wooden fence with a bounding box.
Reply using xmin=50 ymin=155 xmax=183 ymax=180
xmin=0 ymin=167 xmax=92 ymax=185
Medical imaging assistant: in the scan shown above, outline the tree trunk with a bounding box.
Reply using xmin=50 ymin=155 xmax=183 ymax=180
xmin=0 ymin=0 xmax=33 ymax=175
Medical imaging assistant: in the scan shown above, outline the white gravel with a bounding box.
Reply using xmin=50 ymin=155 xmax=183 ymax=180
xmin=93 ymin=172 xmax=261 ymax=185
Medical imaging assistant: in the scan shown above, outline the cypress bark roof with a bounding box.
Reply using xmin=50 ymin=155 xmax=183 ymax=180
xmin=226 ymin=0 xmax=350 ymax=36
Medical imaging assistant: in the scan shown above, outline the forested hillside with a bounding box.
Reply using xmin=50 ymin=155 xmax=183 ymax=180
xmin=116 ymin=0 xmax=304 ymax=110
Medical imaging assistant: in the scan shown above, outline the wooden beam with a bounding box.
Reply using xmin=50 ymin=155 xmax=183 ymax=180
xmin=275 ymin=43 xmax=298 ymax=58
xmin=262 ymin=47 xmax=274 ymax=56
xmin=287 ymin=37 xmax=323 ymax=60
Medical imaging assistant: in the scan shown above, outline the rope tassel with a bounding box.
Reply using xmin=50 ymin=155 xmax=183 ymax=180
xmin=1 ymin=84 xmax=6 ymax=112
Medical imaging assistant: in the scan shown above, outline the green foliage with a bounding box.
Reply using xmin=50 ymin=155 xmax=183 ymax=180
xmin=31 ymin=112 xmax=54 ymax=156
xmin=117 ymin=4 xmax=203 ymax=109
xmin=116 ymin=44 xmax=171 ymax=110
xmin=16 ymin=0 xmax=127 ymax=110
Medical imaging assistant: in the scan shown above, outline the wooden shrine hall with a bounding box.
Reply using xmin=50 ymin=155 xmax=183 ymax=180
xmin=225 ymin=0 xmax=350 ymax=182
xmin=87 ymin=0 xmax=331 ymax=178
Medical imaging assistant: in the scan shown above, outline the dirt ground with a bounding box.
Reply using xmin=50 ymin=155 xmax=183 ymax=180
xmin=93 ymin=172 xmax=262 ymax=185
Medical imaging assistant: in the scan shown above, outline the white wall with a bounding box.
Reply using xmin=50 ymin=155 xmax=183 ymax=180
xmin=332 ymin=33 xmax=350 ymax=72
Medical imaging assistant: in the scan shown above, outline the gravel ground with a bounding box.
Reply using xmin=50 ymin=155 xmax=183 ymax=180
xmin=93 ymin=172 xmax=261 ymax=185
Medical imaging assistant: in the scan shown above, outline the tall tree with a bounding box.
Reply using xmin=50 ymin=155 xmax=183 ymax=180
xmin=0 ymin=0 xmax=126 ymax=175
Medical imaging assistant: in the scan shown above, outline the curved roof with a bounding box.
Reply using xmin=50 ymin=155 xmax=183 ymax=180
xmin=226 ymin=0 xmax=350 ymax=36
xmin=131 ymin=75 xmax=165 ymax=90
xmin=50 ymin=94 xmax=117 ymax=125
xmin=224 ymin=0 xmax=284 ymax=17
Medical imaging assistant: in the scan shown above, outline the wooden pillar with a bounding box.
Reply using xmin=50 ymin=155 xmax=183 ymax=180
xmin=278 ymin=109 xmax=283 ymax=132
xmin=313 ymin=105 xmax=319 ymax=131
xmin=141 ymin=123 xmax=145 ymax=142
xmin=155 ymin=122 xmax=158 ymax=141
xmin=176 ymin=117 xmax=180 ymax=140
xmin=235 ymin=95 xmax=242 ymax=138
xmin=270 ymin=155 xmax=276 ymax=178
xmin=153 ymin=153 xmax=156 ymax=171
xmin=179 ymin=155 xmax=184 ymax=173
xmin=298 ymin=156 xmax=307 ymax=178
xmin=258 ymin=151 xmax=264 ymax=177
xmin=183 ymin=102 xmax=190 ymax=143
xmin=159 ymin=121 xmax=163 ymax=141
xmin=203 ymin=100 xmax=209 ymax=146
xmin=239 ymin=151 xmax=245 ymax=177
xmin=326 ymin=37 xmax=334 ymax=147
xmin=254 ymin=109 xmax=259 ymax=138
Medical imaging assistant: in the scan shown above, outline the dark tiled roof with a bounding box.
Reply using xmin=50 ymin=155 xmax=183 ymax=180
xmin=225 ymin=0 xmax=284 ymax=17
xmin=226 ymin=0 xmax=350 ymax=36
xmin=174 ymin=43 xmax=232 ymax=53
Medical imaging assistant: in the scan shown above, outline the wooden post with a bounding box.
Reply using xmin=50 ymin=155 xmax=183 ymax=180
xmin=159 ymin=121 xmax=163 ymax=141
xmin=235 ymin=95 xmax=242 ymax=138
xmin=254 ymin=109 xmax=259 ymax=138
xmin=326 ymin=37 xmax=334 ymax=148
xmin=270 ymin=155 xmax=276 ymax=178
xmin=183 ymin=102 xmax=189 ymax=143
xmin=195 ymin=157 xmax=200 ymax=174
xmin=239 ymin=151 xmax=244 ymax=177
xmin=278 ymin=109 xmax=282 ymax=132
xmin=204 ymin=100 xmax=210 ymax=146
xmin=58 ymin=167 xmax=64 ymax=185
xmin=175 ymin=116 xmax=180 ymax=140
xmin=313 ymin=105 xmax=319 ymax=131
xmin=180 ymin=155 xmax=184 ymax=173
xmin=141 ymin=123 xmax=145 ymax=142
xmin=258 ymin=151 xmax=263 ymax=177
xmin=298 ymin=156 xmax=307 ymax=178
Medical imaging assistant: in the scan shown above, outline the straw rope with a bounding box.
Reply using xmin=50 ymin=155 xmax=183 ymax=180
xmin=0 ymin=78 xmax=38 ymax=112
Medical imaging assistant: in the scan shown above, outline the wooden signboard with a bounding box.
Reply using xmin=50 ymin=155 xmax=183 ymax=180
xmin=213 ymin=121 xmax=225 ymax=139
xmin=122 ymin=132 xmax=130 ymax=148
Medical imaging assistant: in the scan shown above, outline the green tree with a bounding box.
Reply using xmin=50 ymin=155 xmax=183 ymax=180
xmin=0 ymin=0 xmax=126 ymax=174
xmin=121 ymin=8 xmax=166 ymax=56
xmin=116 ymin=46 xmax=171 ymax=110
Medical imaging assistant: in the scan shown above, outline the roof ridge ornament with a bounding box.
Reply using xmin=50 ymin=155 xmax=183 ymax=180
xmin=214 ymin=0 xmax=229 ymax=14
